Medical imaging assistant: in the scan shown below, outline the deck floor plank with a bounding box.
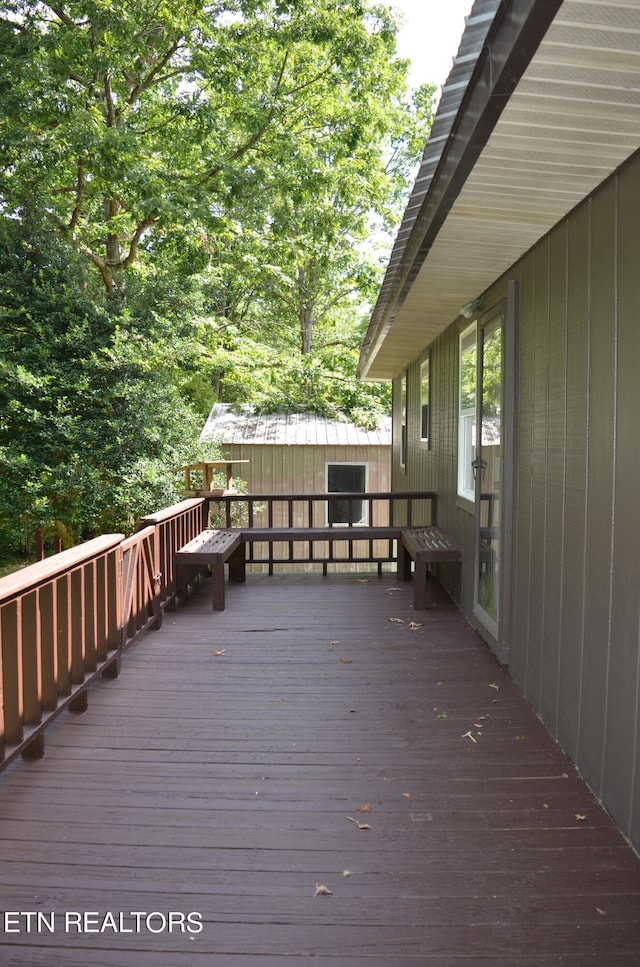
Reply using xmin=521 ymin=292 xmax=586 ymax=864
xmin=1 ymin=573 xmax=640 ymax=965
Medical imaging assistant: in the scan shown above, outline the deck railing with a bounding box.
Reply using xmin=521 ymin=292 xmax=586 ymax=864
xmin=0 ymin=498 xmax=206 ymax=770
xmin=211 ymin=491 xmax=437 ymax=573
xmin=214 ymin=490 xmax=437 ymax=529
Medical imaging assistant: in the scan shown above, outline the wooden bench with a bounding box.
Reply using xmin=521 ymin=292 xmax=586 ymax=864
xmin=175 ymin=529 xmax=245 ymax=610
xmin=399 ymin=526 xmax=462 ymax=610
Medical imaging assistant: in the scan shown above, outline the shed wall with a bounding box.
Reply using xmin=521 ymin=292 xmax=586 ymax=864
xmin=393 ymin=149 xmax=640 ymax=851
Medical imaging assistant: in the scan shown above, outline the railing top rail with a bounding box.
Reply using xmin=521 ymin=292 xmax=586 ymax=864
xmin=0 ymin=533 xmax=124 ymax=604
xmin=216 ymin=491 xmax=437 ymax=502
xmin=120 ymin=525 xmax=156 ymax=552
xmin=139 ymin=497 xmax=205 ymax=526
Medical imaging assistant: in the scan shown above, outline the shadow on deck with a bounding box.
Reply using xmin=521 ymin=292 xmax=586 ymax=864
xmin=1 ymin=573 xmax=640 ymax=965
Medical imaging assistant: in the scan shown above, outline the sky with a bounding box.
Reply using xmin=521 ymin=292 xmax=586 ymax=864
xmin=389 ymin=0 xmax=474 ymax=91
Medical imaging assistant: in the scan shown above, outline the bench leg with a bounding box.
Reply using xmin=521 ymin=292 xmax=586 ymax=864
xmin=397 ymin=544 xmax=412 ymax=582
xmin=413 ymin=562 xmax=428 ymax=610
xmin=211 ymin=565 xmax=226 ymax=610
xmin=228 ymin=545 xmax=246 ymax=583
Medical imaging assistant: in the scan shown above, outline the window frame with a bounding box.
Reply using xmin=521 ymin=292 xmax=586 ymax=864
xmin=325 ymin=461 xmax=369 ymax=526
xmin=419 ymin=351 xmax=431 ymax=449
xmin=457 ymin=322 xmax=477 ymax=503
xmin=399 ymin=371 xmax=408 ymax=471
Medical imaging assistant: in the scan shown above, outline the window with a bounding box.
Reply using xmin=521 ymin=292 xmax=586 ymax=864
xmin=458 ymin=324 xmax=477 ymax=502
xmin=420 ymin=354 xmax=431 ymax=446
xmin=400 ymin=371 xmax=407 ymax=469
xmin=326 ymin=463 xmax=367 ymax=525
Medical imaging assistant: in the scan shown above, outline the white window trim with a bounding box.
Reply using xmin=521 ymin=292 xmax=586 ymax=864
xmin=458 ymin=323 xmax=477 ymax=502
xmin=420 ymin=353 xmax=431 ymax=447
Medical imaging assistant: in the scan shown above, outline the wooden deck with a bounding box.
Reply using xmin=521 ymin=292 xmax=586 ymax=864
xmin=1 ymin=573 xmax=639 ymax=965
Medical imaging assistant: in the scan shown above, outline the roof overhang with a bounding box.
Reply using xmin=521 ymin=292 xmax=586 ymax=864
xmin=359 ymin=0 xmax=640 ymax=380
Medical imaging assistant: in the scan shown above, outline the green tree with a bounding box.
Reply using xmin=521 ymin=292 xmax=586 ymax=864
xmin=0 ymin=216 xmax=207 ymax=554
xmin=1 ymin=0 xmax=409 ymax=297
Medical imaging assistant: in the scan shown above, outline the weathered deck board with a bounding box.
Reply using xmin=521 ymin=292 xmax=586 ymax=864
xmin=1 ymin=573 xmax=639 ymax=965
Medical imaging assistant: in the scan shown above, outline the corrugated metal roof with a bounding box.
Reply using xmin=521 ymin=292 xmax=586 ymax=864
xmin=199 ymin=405 xmax=392 ymax=447
xmin=359 ymin=0 xmax=640 ymax=380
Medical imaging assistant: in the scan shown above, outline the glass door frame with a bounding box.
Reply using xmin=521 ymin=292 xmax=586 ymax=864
xmin=472 ymin=307 xmax=504 ymax=641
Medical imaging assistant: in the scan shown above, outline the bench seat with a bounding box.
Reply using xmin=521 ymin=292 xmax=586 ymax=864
xmin=400 ymin=526 xmax=462 ymax=610
xmin=176 ymin=529 xmax=245 ymax=610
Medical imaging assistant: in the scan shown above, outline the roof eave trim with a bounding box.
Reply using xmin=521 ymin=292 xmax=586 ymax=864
xmin=358 ymin=0 xmax=563 ymax=380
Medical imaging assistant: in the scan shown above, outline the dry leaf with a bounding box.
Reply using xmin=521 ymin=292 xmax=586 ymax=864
xmin=516 ymin=735 xmax=526 ymax=740
xmin=340 ymin=657 xmax=353 ymax=664
xmin=342 ymin=870 xmax=353 ymax=877
xmin=473 ymin=723 xmax=483 ymax=728
xmin=314 ymin=883 xmax=333 ymax=897
xmin=488 ymin=682 xmax=500 ymax=691
xmin=356 ymin=578 xmax=370 ymax=583
xmin=408 ymin=621 xmax=424 ymax=630
xmin=386 ymin=587 xmax=402 ymax=593
xmin=402 ymin=792 xmax=411 ymax=799
xmin=438 ymin=712 xmax=448 ymax=719
xmin=330 ymin=639 xmax=340 ymax=646
xmin=356 ymin=802 xmax=372 ymax=813
xmin=543 ymin=803 xmax=549 ymax=810
xmin=212 ymin=650 xmax=226 ymax=657
xmin=347 ymin=816 xmax=372 ymax=830
xmin=389 ymin=617 xmax=405 ymax=624
xmin=575 ymin=813 xmax=587 ymax=821
xmin=462 ymin=730 xmax=477 ymax=744
xmin=596 ymin=907 xmax=607 ymax=917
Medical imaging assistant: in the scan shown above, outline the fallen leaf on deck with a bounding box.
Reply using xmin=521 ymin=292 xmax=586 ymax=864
xmin=462 ymin=731 xmax=477 ymax=744
xmin=212 ymin=650 xmax=226 ymax=657
xmin=356 ymin=578 xmax=370 ymax=583
xmin=386 ymin=587 xmax=402 ymax=593
xmin=402 ymin=792 xmax=411 ymax=799
xmin=330 ymin=640 xmax=340 ymax=646
xmin=576 ymin=813 xmax=587 ymax=821
xmin=409 ymin=621 xmax=424 ymax=630
xmin=489 ymin=682 xmax=500 ymax=691
xmin=474 ymin=723 xmax=483 ymax=728
xmin=543 ymin=803 xmax=549 ymax=809
xmin=342 ymin=870 xmax=353 ymax=877
xmin=347 ymin=816 xmax=372 ymax=830
xmin=356 ymin=802 xmax=373 ymax=813
xmin=389 ymin=617 xmax=405 ymax=624
xmin=438 ymin=712 xmax=448 ymax=719
xmin=340 ymin=657 xmax=353 ymax=664
xmin=516 ymin=735 xmax=525 ymax=740
xmin=596 ymin=908 xmax=607 ymax=916
xmin=314 ymin=883 xmax=333 ymax=897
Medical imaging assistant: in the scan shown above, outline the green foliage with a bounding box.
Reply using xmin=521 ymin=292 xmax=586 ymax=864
xmin=0 ymin=218 xmax=206 ymax=553
xmin=0 ymin=1 xmax=434 ymax=561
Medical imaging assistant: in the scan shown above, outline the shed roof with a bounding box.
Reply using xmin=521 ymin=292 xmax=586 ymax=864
xmin=359 ymin=0 xmax=640 ymax=380
xmin=200 ymin=405 xmax=392 ymax=447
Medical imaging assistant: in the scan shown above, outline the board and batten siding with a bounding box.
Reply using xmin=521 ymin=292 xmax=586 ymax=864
xmin=393 ymin=149 xmax=640 ymax=851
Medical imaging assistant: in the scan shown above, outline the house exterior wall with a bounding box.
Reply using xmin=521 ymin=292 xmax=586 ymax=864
xmin=393 ymin=148 xmax=640 ymax=851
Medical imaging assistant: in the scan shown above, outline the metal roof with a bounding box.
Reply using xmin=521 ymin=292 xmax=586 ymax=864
xmin=200 ymin=405 xmax=392 ymax=447
xmin=359 ymin=0 xmax=640 ymax=380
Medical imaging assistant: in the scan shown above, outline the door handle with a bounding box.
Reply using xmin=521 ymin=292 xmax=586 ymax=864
xmin=471 ymin=457 xmax=487 ymax=481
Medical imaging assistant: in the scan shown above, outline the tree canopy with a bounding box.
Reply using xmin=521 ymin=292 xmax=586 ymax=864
xmin=0 ymin=0 xmax=434 ymax=558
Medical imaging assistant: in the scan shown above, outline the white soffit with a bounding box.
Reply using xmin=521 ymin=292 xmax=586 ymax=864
xmin=363 ymin=0 xmax=640 ymax=380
